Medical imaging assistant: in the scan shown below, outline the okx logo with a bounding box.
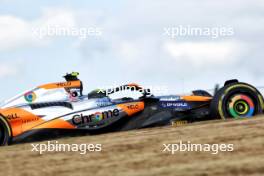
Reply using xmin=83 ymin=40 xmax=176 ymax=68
xmin=72 ymin=109 xmax=119 ymax=125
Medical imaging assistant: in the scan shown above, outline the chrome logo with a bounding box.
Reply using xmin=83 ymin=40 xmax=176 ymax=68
xmin=94 ymin=112 xmax=104 ymax=122
xmin=72 ymin=109 xmax=120 ymax=125
xmin=24 ymin=91 xmax=37 ymax=103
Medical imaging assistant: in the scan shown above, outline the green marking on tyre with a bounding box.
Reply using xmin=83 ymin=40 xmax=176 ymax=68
xmin=229 ymin=108 xmax=238 ymax=118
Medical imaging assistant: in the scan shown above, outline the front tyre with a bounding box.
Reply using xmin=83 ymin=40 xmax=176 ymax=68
xmin=210 ymin=82 xmax=264 ymax=119
xmin=0 ymin=115 xmax=11 ymax=146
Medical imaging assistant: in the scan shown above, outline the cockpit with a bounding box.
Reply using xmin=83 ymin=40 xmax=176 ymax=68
xmin=0 ymin=72 xmax=152 ymax=109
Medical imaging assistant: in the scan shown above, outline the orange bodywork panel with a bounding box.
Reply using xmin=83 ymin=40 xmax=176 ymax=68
xmin=38 ymin=81 xmax=81 ymax=89
xmin=0 ymin=108 xmax=76 ymax=137
xmin=33 ymin=119 xmax=75 ymax=130
xmin=0 ymin=108 xmax=44 ymax=137
xmin=182 ymin=96 xmax=212 ymax=102
xmin=117 ymin=102 xmax=144 ymax=116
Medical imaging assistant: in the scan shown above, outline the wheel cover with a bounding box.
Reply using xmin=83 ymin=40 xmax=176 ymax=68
xmin=227 ymin=94 xmax=255 ymax=118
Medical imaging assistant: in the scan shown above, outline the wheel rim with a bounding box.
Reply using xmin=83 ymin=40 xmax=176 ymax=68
xmin=227 ymin=94 xmax=255 ymax=118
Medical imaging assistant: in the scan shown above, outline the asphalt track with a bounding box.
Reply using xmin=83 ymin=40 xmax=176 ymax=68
xmin=0 ymin=117 xmax=264 ymax=176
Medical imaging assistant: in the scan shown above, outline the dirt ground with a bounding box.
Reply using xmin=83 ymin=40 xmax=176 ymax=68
xmin=0 ymin=117 xmax=264 ymax=176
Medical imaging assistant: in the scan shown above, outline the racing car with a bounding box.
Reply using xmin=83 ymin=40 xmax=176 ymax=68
xmin=0 ymin=72 xmax=263 ymax=145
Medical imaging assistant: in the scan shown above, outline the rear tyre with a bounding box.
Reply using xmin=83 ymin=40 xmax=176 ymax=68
xmin=0 ymin=115 xmax=11 ymax=146
xmin=210 ymin=82 xmax=264 ymax=119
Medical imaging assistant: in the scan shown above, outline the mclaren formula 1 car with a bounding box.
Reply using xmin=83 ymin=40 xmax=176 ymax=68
xmin=0 ymin=72 xmax=263 ymax=145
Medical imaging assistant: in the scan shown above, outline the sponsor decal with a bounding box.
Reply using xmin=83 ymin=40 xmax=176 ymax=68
xmin=72 ymin=109 xmax=119 ymax=125
xmin=160 ymin=101 xmax=190 ymax=109
xmin=7 ymin=114 xmax=19 ymax=120
xmin=171 ymin=120 xmax=188 ymax=127
xmin=24 ymin=91 xmax=37 ymax=103
xmin=56 ymin=82 xmax=72 ymax=87
xmin=96 ymin=98 xmax=112 ymax=107
xmin=126 ymin=104 xmax=139 ymax=110
xmin=22 ymin=117 xmax=40 ymax=123
xmin=160 ymin=96 xmax=181 ymax=101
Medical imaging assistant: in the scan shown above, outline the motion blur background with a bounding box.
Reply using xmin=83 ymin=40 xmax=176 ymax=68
xmin=0 ymin=0 xmax=263 ymax=101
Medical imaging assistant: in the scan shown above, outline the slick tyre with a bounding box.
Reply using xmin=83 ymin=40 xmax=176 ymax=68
xmin=0 ymin=115 xmax=11 ymax=146
xmin=210 ymin=82 xmax=264 ymax=119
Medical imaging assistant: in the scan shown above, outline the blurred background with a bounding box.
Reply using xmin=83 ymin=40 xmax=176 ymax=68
xmin=0 ymin=0 xmax=264 ymax=101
